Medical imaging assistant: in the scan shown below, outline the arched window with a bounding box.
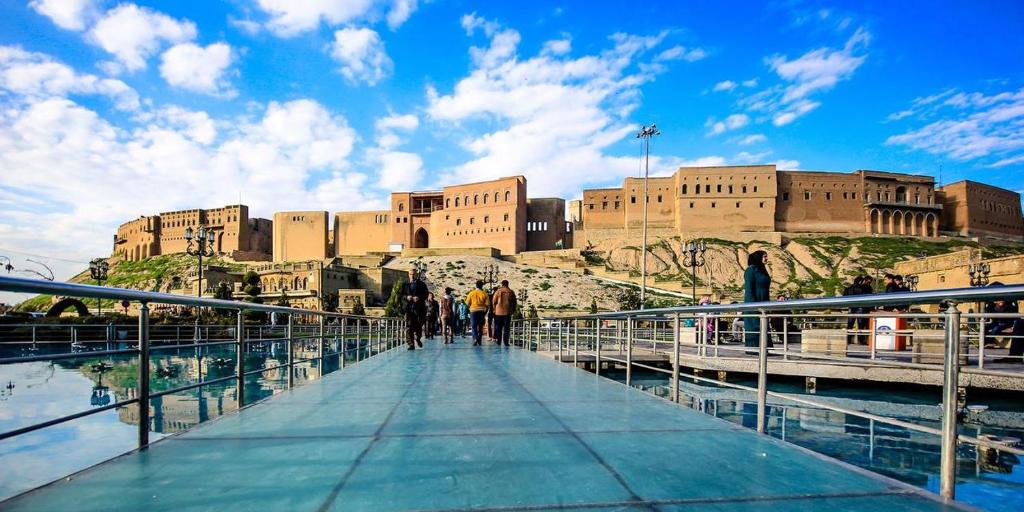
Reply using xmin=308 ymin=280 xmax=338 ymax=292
xmin=483 ymin=194 xmax=488 ymax=204
xmin=470 ymin=217 xmax=475 ymax=224
xmin=504 ymin=191 xmax=510 ymax=201
xmin=681 ymin=184 xmax=688 ymax=194
xmin=398 ymin=202 xmax=405 ymax=212
xmin=503 ymin=213 xmax=509 ymax=222
xmin=446 ymin=199 xmax=450 ymax=208
xmin=474 ymin=194 xmax=479 ymax=205
xmin=456 ymin=218 xmax=462 ymax=226
xmin=302 ymin=277 xmax=308 ymax=289
xmin=494 ymin=192 xmax=499 ymax=203
xmin=484 ymin=215 xmax=489 ymax=223
xmin=455 ymin=197 xmax=460 ymax=207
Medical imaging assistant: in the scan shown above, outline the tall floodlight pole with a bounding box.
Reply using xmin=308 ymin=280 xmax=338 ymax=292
xmin=636 ymin=124 xmax=660 ymax=309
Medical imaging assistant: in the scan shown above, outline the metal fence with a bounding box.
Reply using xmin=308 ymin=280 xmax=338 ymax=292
xmin=510 ymin=284 xmax=1024 ymax=501
xmin=0 ymin=275 xmax=405 ymax=450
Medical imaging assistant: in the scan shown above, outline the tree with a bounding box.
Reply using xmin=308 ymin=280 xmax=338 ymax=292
xmin=527 ymin=305 xmax=538 ymax=319
xmin=383 ymin=281 xmax=404 ymax=317
xmin=617 ymin=287 xmax=643 ymax=311
xmin=589 ymin=297 xmax=598 ymax=314
xmin=213 ymin=282 xmax=233 ymax=301
xmin=322 ymin=292 xmax=339 ymax=313
xmin=241 ymin=271 xmax=261 ymax=298
xmin=351 ymin=299 xmax=366 ymax=316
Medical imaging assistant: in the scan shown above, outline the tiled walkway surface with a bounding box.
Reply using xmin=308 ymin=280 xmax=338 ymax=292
xmin=5 ymin=339 xmax=962 ymax=511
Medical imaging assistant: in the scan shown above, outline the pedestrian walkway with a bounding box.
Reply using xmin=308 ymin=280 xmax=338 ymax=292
xmin=4 ymin=338 xmax=962 ymax=511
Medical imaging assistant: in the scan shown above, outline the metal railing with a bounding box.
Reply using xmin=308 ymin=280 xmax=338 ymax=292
xmin=0 ymin=275 xmax=405 ymax=450
xmin=510 ymin=284 xmax=1024 ymax=502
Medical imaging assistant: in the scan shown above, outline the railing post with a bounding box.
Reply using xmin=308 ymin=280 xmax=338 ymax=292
xmin=940 ymin=304 xmax=962 ymax=500
xmin=557 ymin=321 xmax=563 ymax=361
xmin=137 ymin=302 xmax=151 ymax=448
xmin=318 ymin=314 xmax=325 ymax=370
xmin=355 ymin=319 xmax=362 ymax=363
xmin=672 ymin=313 xmax=681 ymax=403
xmin=573 ymin=318 xmax=579 ymax=367
xmin=341 ymin=317 xmax=347 ymax=368
xmin=757 ymin=310 xmax=769 ymax=434
xmin=236 ymin=309 xmax=245 ymax=410
xmin=286 ymin=313 xmax=294 ymax=389
xmin=595 ymin=319 xmax=602 ymax=377
xmin=626 ymin=316 xmax=633 ymax=387
xmin=782 ymin=314 xmax=789 ymax=361
xmin=978 ymin=317 xmax=986 ymax=369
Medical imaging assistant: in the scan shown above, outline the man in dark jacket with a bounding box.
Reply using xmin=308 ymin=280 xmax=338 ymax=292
xmin=984 ymin=282 xmax=1024 ymax=363
xmin=401 ymin=269 xmax=429 ymax=349
xmin=491 ymin=280 xmax=517 ymax=346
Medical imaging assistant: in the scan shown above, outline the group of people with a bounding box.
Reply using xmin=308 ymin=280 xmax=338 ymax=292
xmin=399 ymin=268 xmax=518 ymax=350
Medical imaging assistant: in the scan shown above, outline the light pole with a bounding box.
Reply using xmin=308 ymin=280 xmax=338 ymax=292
xmin=905 ymin=274 xmax=919 ymax=292
xmin=185 ymin=225 xmax=216 ymax=339
xmin=636 ymin=123 xmax=660 ymax=309
xmin=89 ymin=258 xmax=109 ymax=315
xmin=682 ymin=240 xmax=707 ymax=303
xmin=968 ymin=263 xmax=990 ymax=287
xmin=481 ymin=263 xmax=498 ymax=292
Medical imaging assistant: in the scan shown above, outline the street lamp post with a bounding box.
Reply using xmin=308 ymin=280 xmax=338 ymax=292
xmin=185 ymin=225 xmax=216 ymax=340
xmin=481 ymin=264 xmax=498 ymax=292
xmin=636 ymin=123 xmax=660 ymax=309
xmin=905 ymin=274 xmax=919 ymax=292
xmin=682 ymin=240 xmax=707 ymax=303
xmin=968 ymin=263 xmax=990 ymax=287
xmin=89 ymin=258 xmax=109 ymax=315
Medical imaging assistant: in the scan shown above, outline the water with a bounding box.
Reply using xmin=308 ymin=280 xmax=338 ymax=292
xmin=608 ymin=367 xmax=1024 ymax=512
xmin=0 ymin=338 xmax=368 ymax=500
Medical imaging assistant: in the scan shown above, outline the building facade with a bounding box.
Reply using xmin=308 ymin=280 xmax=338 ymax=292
xmin=113 ymin=205 xmax=271 ymax=262
xmin=576 ymin=165 xmax=995 ymax=242
xmin=272 ymin=211 xmax=329 ymax=262
xmin=937 ymin=180 xmax=1024 ymax=241
xmin=333 ymin=176 xmax=568 ymax=256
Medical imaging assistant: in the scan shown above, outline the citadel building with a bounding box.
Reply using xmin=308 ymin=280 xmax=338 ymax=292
xmin=112 ymin=165 xmax=1024 ymax=267
xmin=574 ymin=165 xmax=1023 ymax=244
xmin=113 ymin=205 xmax=272 ymax=262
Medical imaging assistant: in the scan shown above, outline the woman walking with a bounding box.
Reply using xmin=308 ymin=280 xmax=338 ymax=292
xmin=439 ymin=287 xmax=455 ymax=344
xmin=743 ymin=250 xmax=772 ymax=349
xmin=425 ymin=293 xmax=439 ymax=340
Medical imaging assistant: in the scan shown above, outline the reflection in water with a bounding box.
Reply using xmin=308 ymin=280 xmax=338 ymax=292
xmin=619 ymin=369 xmax=1024 ymax=512
xmin=0 ymin=338 xmax=360 ymax=500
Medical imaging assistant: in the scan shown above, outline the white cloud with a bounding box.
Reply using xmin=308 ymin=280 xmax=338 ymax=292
xmin=386 ymin=0 xmax=417 ymax=30
xmin=88 ymin=4 xmax=197 ymax=72
xmin=427 ymin=16 xmax=694 ymax=197
xmin=743 ymin=27 xmax=870 ymax=126
xmin=29 ymin=0 xmax=97 ymax=31
xmin=886 ymin=109 xmax=914 ymax=121
xmin=771 ymin=159 xmax=800 ymax=169
xmin=738 ymin=134 xmax=766 ymax=145
xmin=0 ymin=96 xmax=373 ymax=302
xmin=713 ymin=80 xmax=737 ymax=92
xmin=369 ymin=112 xmax=422 ymax=188
xmin=742 ymin=78 xmax=757 ymax=88
xmin=159 ymin=42 xmax=236 ymax=96
xmin=706 ymin=113 xmax=749 ymax=135
xmin=0 ymin=46 xmax=139 ymax=110
xmin=542 ymin=37 xmax=572 ymax=56
xmin=255 ymin=0 xmax=375 ymax=36
xmin=886 ymin=87 xmax=1024 ymax=163
xmin=656 ymin=45 xmax=706 ymax=62
xmin=375 ymin=113 xmax=418 ymax=133
xmin=329 ymin=28 xmax=393 ymax=86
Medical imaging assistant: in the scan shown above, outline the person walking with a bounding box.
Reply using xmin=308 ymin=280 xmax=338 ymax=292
xmin=401 ymin=269 xmax=429 ymax=349
xmin=466 ymin=280 xmax=490 ymax=346
xmin=843 ymin=276 xmax=870 ymax=345
xmin=742 ymin=250 xmax=772 ymax=349
xmin=439 ymin=287 xmax=455 ymax=344
xmin=456 ymin=299 xmax=469 ymax=336
xmin=425 ymin=293 xmax=439 ymax=340
xmin=486 ymin=288 xmax=496 ymax=342
xmin=491 ymin=280 xmax=517 ymax=346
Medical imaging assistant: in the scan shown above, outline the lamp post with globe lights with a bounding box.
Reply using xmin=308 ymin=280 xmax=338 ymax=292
xmin=89 ymin=258 xmax=109 ymax=315
xmin=682 ymin=240 xmax=707 ymax=303
xmin=185 ymin=225 xmax=216 ymax=340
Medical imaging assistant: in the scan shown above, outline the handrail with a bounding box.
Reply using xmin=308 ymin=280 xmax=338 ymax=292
xmin=563 ymin=284 xmax=1024 ymax=318
xmin=0 ymin=274 xmax=407 ymax=493
xmin=508 ymin=286 xmax=1024 ymax=504
xmin=0 ymin=275 xmax=371 ymax=319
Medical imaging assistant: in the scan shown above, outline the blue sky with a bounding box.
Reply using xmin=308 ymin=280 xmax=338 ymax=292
xmin=0 ymin=0 xmax=1022 ymax=297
